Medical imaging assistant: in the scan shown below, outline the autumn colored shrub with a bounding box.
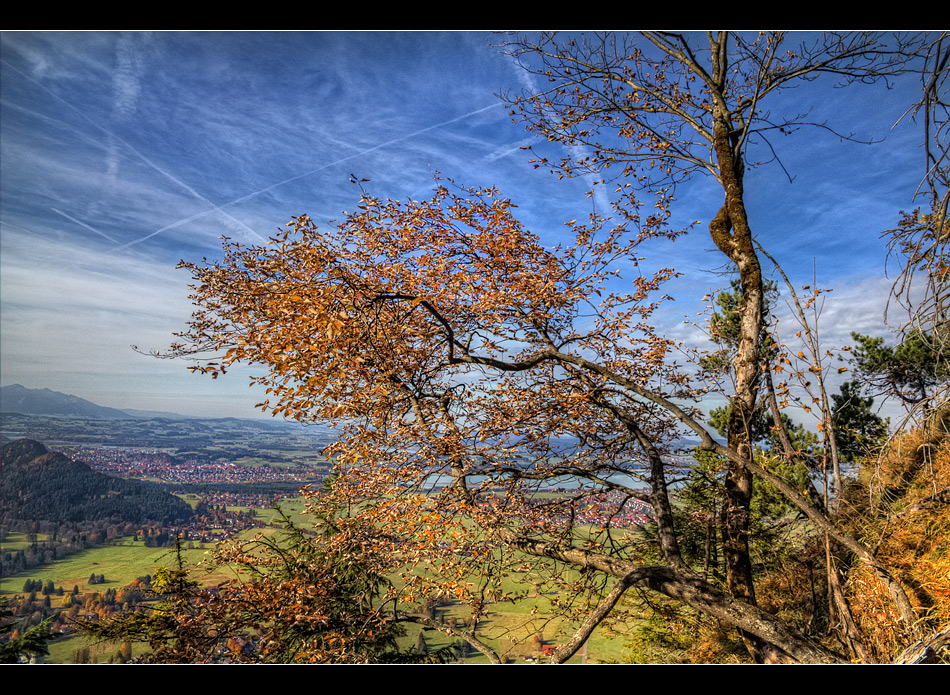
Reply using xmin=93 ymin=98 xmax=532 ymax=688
xmin=77 ymin=497 xmax=465 ymax=664
xmin=838 ymin=414 xmax=950 ymax=661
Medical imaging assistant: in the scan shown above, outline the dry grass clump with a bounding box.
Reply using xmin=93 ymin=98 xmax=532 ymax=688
xmin=843 ymin=414 xmax=950 ymax=661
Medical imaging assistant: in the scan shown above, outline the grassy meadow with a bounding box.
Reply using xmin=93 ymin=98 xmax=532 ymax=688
xmin=2 ymin=493 xmax=652 ymax=664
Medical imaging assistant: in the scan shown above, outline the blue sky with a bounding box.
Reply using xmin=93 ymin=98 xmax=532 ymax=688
xmin=0 ymin=31 xmax=933 ymax=420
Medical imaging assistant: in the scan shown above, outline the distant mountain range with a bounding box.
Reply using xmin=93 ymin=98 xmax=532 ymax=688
xmin=0 ymin=384 xmax=328 ymax=449
xmin=1 ymin=383 xmax=231 ymax=421
xmin=0 ymin=384 xmax=703 ymax=451
xmin=1 ymin=384 xmax=135 ymax=419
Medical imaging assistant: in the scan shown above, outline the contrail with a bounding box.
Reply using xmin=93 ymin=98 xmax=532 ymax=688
xmin=1 ymin=57 xmax=267 ymax=248
xmin=122 ymin=102 xmax=505 ymax=248
xmin=111 ymin=209 xmax=220 ymax=252
xmin=50 ymin=208 xmax=119 ymax=244
xmin=7 ymin=51 xmax=505 ymax=249
xmin=226 ymin=102 xmax=505 ymax=207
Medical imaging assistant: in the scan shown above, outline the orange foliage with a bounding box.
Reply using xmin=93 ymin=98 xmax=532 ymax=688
xmin=167 ymin=181 xmax=734 ymax=646
xmin=844 ymin=415 xmax=950 ymax=660
xmin=165 ymin=179 xmax=894 ymax=663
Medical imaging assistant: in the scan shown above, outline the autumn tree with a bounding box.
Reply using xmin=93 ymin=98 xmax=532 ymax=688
xmin=165 ymin=180 xmax=901 ymax=663
xmin=0 ymin=598 xmax=57 ymax=664
xmin=159 ymin=32 xmax=944 ymax=663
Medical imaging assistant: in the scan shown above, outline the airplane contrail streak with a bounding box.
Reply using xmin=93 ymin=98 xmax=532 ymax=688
xmin=6 ymin=52 xmax=504 ymax=251
xmin=119 ymin=102 xmax=504 ymax=249
xmin=1 ymin=58 xmax=267 ymax=248
xmin=225 ymin=102 xmax=504 ymax=207
xmin=50 ymin=208 xmax=120 ymax=244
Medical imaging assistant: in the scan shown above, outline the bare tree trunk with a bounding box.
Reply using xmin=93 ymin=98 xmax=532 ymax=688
xmin=709 ymin=107 xmax=767 ymax=658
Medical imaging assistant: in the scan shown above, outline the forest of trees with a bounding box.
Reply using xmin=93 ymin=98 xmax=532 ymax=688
xmin=69 ymin=31 xmax=950 ymax=664
xmin=0 ymin=439 xmax=195 ymax=526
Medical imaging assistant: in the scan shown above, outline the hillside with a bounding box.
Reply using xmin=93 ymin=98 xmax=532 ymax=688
xmin=0 ymin=439 xmax=194 ymax=525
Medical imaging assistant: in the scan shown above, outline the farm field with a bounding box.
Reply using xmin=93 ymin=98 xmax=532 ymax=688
xmin=0 ymin=495 xmax=316 ymax=597
xmin=2 ymin=514 xmax=650 ymax=663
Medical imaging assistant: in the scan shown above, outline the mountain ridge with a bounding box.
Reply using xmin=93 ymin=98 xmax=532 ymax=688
xmin=1 ymin=383 xmax=132 ymax=419
xmin=0 ymin=383 xmax=286 ymax=425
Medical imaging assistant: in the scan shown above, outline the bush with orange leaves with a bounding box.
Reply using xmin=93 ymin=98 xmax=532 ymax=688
xmin=836 ymin=410 xmax=950 ymax=662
